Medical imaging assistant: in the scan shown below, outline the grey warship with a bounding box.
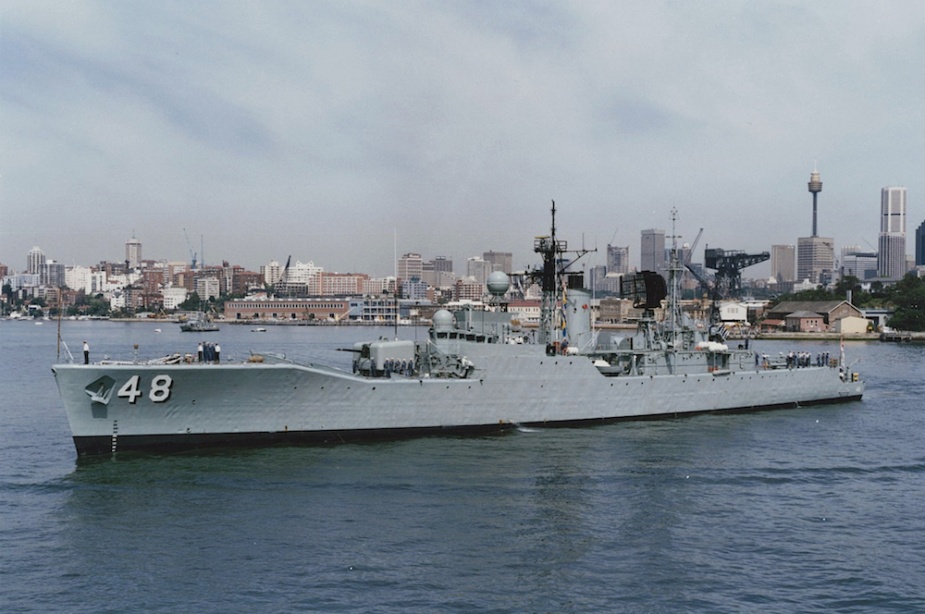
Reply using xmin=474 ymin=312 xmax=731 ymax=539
xmin=52 ymin=204 xmax=863 ymax=455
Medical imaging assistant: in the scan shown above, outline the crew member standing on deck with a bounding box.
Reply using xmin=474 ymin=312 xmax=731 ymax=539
xmin=215 ymin=343 xmax=221 ymax=363
xmin=198 ymin=341 xmax=203 ymax=363
xmin=83 ymin=341 xmax=89 ymax=365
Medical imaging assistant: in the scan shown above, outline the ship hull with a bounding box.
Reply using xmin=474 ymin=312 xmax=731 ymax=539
xmin=69 ymin=394 xmax=860 ymax=456
xmin=53 ymin=347 xmax=864 ymax=455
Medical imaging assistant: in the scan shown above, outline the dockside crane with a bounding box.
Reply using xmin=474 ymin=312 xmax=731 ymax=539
xmin=183 ymin=228 xmax=198 ymax=270
xmin=683 ymin=228 xmax=705 ymax=291
xmin=703 ymin=248 xmax=769 ymax=300
xmin=684 ymin=228 xmax=703 ymax=265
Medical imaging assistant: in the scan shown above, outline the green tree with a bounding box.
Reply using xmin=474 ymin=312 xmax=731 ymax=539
xmin=178 ymin=292 xmax=202 ymax=311
xmin=886 ymin=274 xmax=925 ymax=331
xmin=87 ymin=295 xmax=110 ymax=317
xmin=832 ymin=275 xmax=875 ymax=307
xmin=770 ymin=287 xmax=833 ymax=306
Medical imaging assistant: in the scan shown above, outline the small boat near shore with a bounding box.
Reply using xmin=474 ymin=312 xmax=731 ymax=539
xmin=178 ymin=312 xmax=219 ymax=333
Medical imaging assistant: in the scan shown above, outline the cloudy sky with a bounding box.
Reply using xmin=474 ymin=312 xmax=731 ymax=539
xmin=2 ymin=1 xmax=924 ymax=277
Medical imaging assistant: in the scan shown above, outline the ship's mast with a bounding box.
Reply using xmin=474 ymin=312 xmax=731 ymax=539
xmin=535 ymin=201 xmax=565 ymax=347
xmin=533 ymin=201 xmax=595 ymax=351
xmin=666 ymin=208 xmax=684 ymax=345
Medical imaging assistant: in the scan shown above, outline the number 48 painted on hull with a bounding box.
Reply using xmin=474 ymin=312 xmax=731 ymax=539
xmin=117 ymin=374 xmax=174 ymax=403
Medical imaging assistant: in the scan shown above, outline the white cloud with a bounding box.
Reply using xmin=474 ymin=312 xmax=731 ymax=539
xmin=3 ymin=1 xmax=925 ymax=276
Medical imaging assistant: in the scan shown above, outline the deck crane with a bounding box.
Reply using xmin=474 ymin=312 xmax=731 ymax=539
xmin=183 ymin=228 xmax=198 ymax=270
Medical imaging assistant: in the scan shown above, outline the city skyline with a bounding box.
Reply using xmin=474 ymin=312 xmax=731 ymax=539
xmin=5 ymin=174 xmax=918 ymax=280
xmin=3 ymin=3 xmax=925 ymax=276
xmin=11 ymin=189 xmax=916 ymax=286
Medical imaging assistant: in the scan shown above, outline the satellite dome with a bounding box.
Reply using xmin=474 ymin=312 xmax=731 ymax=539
xmin=486 ymin=271 xmax=510 ymax=296
xmin=432 ymin=309 xmax=454 ymax=332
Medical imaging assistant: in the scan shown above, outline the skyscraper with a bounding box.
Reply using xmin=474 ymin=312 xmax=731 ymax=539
xmin=916 ymin=220 xmax=925 ymax=267
xmin=125 ymin=235 xmax=142 ymax=268
xmin=467 ymin=257 xmax=491 ymax=285
xmin=44 ymin=261 xmax=65 ymax=287
xmin=841 ymin=246 xmax=879 ymax=280
xmin=797 ymin=237 xmax=835 ymax=284
xmin=27 ymin=246 xmax=45 ymax=275
xmin=397 ymin=253 xmax=423 ymax=282
xmin=640 ymin=229 xmax=666 ymax=275
xmin=398 ymin=253 xmax=424 ymax=299
xmin=261 ymin=260 xmax=283 ymax=285
xmin=423 ymin=256 xmax=455 ymax=289
xmin=771 ymin=244 xmax=796 ymax=284
xmin=482 ymin=251 xmax=512 ymax=274
xmin=606 ymin=245 xmax=629 ymax=275
xmin=878 ymin=187 xmax=907 ymax=280
xmin=431 ymin=256 xmax=453 ymax=274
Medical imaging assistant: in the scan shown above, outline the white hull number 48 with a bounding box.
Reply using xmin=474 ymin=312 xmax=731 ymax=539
xmin=117 ymin=375 xmax=174 ymax=403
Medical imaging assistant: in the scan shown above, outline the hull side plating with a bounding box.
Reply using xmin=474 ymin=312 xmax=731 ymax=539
xmin=53 ymin=348 xmax=863 ymax=455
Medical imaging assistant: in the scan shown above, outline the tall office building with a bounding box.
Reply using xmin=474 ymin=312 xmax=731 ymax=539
xmin=467 ymin=257 xmax=491 ymax=285
xmin=261 ymin=260 xmax=283 ymax=285
xmin=43 ymin=261 xmax=66 ymax=287
xmin=640 ymin=229 xmax=666 ymax=275
xmin=27 ymin=246 xmax=45 ymax=275
xmin=916 ymin=220 xmax=925 ymax=267
xmin=771 ymin=245 xmax=796 ymax=284
xmin=398 ymin=253 xmax=424 ymax=298
xmin=587 ymin=264 xmax=608 ymax=293
xmin=482 ymin=251 xmax=512 ymax=274
xmin=797 ymin=237 xmax=835 ymax=284
xmin=841 ymin=246 xmax=879 ymax=280
xmin=423 ymin=256 xmax=455 ymax=289
xmin=397 ymin=253 xmax=423 ymax=281
xmin=878 ymin=187 xmax=907 ymax=280
xmin=125 ymin=235 xmax=142 ymax=268
xmin=431 ymin=256 xmax=453 ymax=274
xmin=606 ymin=245 xmax=630 ymax=274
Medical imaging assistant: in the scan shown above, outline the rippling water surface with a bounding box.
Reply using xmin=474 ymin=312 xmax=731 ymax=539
xmin=2 ymin=321 xmax=924 ymax=612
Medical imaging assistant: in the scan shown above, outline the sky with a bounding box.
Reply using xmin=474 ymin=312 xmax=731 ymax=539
xmin=2 ymin=1 xmax=925 ymax=278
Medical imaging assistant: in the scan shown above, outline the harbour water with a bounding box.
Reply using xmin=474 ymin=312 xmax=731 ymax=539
xmin=2 ymin=320 xmax=924 ymax=612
